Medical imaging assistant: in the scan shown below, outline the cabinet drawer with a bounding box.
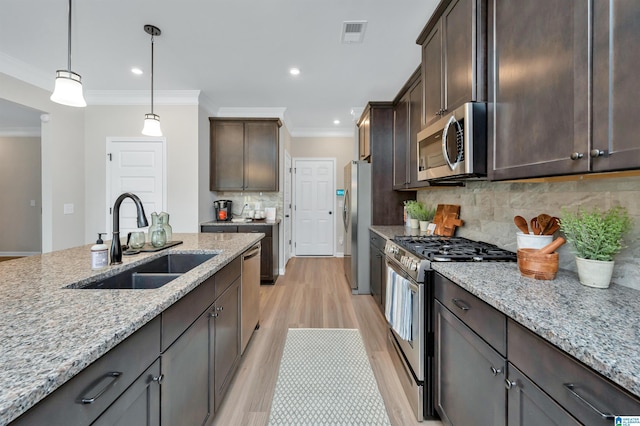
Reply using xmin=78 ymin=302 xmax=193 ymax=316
xmin=434 ymin=273 xmax=506 ymax=356
xmin=161 ymin=275 xmax=215 ymax=352
xmin=216 ymin=256 xmax=241 ymax=299
xmin=508 ymin=319 xmax=640 ymax=425
xmin=201 ymin=225 xmax=238 ymax=233
xmin=12 ymin=317 xmax=161 ymax=426
xmin=369 ymin=231 xmax=386 ymax=251
xmin=237 ymin=224 xmax=272 ymax=237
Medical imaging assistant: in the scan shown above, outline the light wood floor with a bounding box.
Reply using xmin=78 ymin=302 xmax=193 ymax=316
xmin=213 ymin=257 xmax=442 ymax=426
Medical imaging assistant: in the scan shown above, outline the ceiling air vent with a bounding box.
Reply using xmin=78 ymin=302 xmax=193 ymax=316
xmin=341 ymin=21 xmax=367 ymax=44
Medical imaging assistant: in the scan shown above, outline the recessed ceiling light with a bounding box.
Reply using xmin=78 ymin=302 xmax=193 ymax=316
xmin=333 ymin=119 xmax=340 ymax=125
xmin=289 ymin=68 xmax=300 ymax=76
xmin=131 ymin=67 xmax=143 ymax=75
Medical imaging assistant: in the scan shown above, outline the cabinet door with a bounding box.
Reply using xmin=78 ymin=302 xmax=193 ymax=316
xmin=244 ymin=121 xmax=279 ymax=191
xmin=408 ymin=78 xmax=423 ymax=188
xmin=488 ymin=0 xmax=590 ymax=180
xmin=443 ymin=0 xmax=474 ymax=112
xmin=393 ymin=91 xmax=410 ymax=189
xmin=369 ymin=241 xmax=383 ymax=310
xmin=92 ymin=359 xmax=161 ymax=426
xmin=161 ymin=309 xmax=211 ymax=426
xmin=359 ymin=110 xmax=371 ymax=160
xmin=423 ymin=24 xmax=443 ymax=127
xmin=507 ymin=364 xmax=581 ymax=426
xmin=592 ymin=0 xmax=640 ymax=172
xmin=212 ymin=279 xmax=241 ymax=412
xmin=259 ymin=237 xmax=272 ymax=281
xmin=210 ymin=120 xmax=245 ymax=191
xmin=434 ymin=300 xmax=506 ymax=426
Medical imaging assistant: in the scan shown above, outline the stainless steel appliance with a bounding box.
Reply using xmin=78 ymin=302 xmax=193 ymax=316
xmin=417 ymin=102 xmax=487 ymax=182
xmin=384 ymin=235 xmax=516 ymax=421
xmin=214 ymin=200 xmax=233 ymax=221
xmin=241 ymin=243 xmax=261 ymax=353
xmin=342 ymin=161 xmax=372 ymax=294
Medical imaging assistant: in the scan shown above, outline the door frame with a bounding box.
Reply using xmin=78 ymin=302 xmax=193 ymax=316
xmin=292 ymin=157 xmax=337 ymax=257
xmin=105 ymin=137 xmax=167 ymax=234
xmin=283 ymin=150 xmax=293 ymax=266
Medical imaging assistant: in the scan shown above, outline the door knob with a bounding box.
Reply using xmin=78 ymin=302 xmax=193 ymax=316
xmin=329 ymin=211 xmax=332 ymax=215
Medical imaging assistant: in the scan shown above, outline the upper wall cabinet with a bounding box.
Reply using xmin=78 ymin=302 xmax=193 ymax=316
xmin=417 ymin=0 xmax=487 ymax=128
xmin=592 ymin=0 xmax=640 ymax=172
xmin=393 ymin=67 xmax=423 ymax=190
xmin=210 ymin=118 xmax=281 ymax=191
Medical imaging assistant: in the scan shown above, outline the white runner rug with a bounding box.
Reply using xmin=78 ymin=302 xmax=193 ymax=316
xmin=268 ymin=328 xmax=391 ymax=425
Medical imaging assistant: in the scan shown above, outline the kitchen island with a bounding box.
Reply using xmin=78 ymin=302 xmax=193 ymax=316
xmin=370 ymin=225 xmax=640 ymax=400
xmin=0 ymin=232 xmax=262 ymax=425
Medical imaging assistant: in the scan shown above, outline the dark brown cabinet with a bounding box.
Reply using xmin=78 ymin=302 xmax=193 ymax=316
xmin=592 ymin=1 xmax=640 ymax=172
xmin=368 ymin=231 xmax=385 ymax=312
xmin=417 ymin=0 xmax=486 ymax=128
xmin=210 ymin=118 xmax=281 ymax=191
xmin=359 ymin=113 xmax=371 ymax=161
xmin=393 ymin=67 xmax=423 ymax=190
xmin=201 ymin=223 xmax=279 ymax=283
xmin=357 ymin=103 xmax=415 ymax=225
xmin=488 ymin=0 xmax=590 ymax=180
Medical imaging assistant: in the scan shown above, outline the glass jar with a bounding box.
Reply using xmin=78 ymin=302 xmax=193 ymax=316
xmin=151 ymin=227 xmax=166 ymax=248
xmin=159 ymin=212 xmax=172 ymax=242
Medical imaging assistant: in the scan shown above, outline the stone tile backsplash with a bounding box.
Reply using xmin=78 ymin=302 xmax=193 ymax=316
xmin=211 ymin=192 xmax=283 ymax=219
xmin=417 ymin=175 xmax=640 ymax=290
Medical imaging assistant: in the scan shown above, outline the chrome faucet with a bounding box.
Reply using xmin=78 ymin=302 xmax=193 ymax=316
xmin=110 ymin=192 xmax=149 ymax=265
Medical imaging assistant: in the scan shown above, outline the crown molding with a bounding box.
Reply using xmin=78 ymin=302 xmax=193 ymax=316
xmin=214 ymin=107 xmax=294 ymax=132
xmin=289 ymin=127 xmax=355 ymax=138
xmin=0 ymin=127 xmax=41 ymax=137
xmin=85 ymin=90 xmax=201 ymax=105
xmin=0 ymin=53 xmax=51 ymax=91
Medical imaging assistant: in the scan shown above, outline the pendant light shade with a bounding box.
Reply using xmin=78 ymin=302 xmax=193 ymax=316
xmin=142 ymin=25 xmax=162 ymax=136
xmin=50 ymin=0 xmax=86 ymax=107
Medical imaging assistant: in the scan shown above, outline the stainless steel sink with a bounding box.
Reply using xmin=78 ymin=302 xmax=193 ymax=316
xmin=73 ymin=253 xmax=216 ymax=290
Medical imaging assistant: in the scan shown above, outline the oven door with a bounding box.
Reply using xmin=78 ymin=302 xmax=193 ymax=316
xmin=385 ymin=258 xmax=425 ymax=381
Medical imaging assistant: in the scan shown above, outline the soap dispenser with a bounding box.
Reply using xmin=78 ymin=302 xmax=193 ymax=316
xmin=91 ymin=233 xmax=108 ymax=270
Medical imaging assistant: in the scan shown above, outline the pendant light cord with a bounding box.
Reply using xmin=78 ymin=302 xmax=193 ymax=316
xmin=67 ymin=0 xmax=72 ymax=71
xmin=150 ymin=33 xmax=155 ymax=115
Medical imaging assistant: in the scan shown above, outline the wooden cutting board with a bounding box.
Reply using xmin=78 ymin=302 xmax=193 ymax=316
xmin=433 ymin=204 xmax=464 ymax=236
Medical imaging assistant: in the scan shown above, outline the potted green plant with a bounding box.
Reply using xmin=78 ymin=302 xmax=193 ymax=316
xmin=404 ymin=200 xmax=422 ymax=229
xmin=415 ymin=204 xmax=436 ymax=232
xmin=559 ymin=205 xmax=633 ymax=288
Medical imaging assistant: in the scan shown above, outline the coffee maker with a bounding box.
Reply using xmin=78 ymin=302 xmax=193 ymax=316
xmin=214 ymin=200 xmax=233 ymax=221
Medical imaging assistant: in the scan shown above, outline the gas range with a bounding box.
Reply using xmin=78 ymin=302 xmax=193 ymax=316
xmin=384 ymin=235 xmax=516 ymax=282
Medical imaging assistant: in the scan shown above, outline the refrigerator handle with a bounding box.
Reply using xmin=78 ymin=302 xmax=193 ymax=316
xmin=343 ymin=189 xmax=350 ymax=232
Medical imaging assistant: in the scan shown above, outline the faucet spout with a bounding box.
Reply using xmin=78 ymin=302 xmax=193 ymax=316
xmin=110 ymin=192 xmax=149 ymax=265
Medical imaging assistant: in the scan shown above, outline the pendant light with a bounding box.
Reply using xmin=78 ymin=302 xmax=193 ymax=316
xmin=50 ymin=0 xmax=86 ymax=107
xmin=142 ymin=25 xmax=162 ymax=136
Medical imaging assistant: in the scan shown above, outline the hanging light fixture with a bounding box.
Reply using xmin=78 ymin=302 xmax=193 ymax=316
xmin=50 ymin=0 xmax=86 ymax=107
xmin=142 ymin=25 xmax=162 ymax=136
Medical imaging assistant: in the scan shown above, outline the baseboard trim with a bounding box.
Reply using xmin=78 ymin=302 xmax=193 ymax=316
xmin=0 ymin=251 xmax=40 ymax=257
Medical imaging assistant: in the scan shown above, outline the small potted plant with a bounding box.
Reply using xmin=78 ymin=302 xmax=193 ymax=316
xmin=559 ymin=205 xmax=633 ymax=288
xmin=415 ymin=204 xmax=436 ymax=232
xmin=404 ymin=200 xmax=422 ymax=229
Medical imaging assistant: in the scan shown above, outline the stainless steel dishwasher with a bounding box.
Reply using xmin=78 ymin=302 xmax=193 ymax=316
xmin=241 ymin=243 xmax=261 ymax=353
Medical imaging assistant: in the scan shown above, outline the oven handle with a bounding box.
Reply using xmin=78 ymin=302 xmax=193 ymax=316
xmin=385 ymin=259 xmax=419 ymax=292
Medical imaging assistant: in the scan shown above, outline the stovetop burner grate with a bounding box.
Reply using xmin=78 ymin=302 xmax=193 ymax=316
xmin=392 ymin=235 xmax=516 ymax=262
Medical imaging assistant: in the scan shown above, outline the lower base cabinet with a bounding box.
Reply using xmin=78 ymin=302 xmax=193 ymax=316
xmin=369 ymin=231 xmax=385 ymax=312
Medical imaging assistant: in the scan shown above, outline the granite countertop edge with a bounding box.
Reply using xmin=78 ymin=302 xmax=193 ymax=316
xmin=0 ymin=232 xmax=263 ymax=425
xmin=370 ymin=225 xmax=640 ymax=399
xmin=200 ymin=219 xmax=281 ymax=226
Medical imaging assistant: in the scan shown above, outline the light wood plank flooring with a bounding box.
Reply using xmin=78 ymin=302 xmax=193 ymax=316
xmin=213 ymin=257 xmax=442 ymax=426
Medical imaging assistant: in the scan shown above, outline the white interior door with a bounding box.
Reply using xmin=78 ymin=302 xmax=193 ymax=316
xmin=284 ymin=151 xmax=292 ymax=264
xmin=293 ymin=159 xmax=335 ymax=256
xmin=106 ymin=137 xmax=166 ymax=238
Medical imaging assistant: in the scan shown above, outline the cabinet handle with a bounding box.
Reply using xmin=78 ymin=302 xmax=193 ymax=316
xmin=590 ymin=149 xmax=607 ymax=158
xmin=570 ymin=152 xmax=584 ymax=160
xmin=490 ymin=366 xmax=503 ymax=376
xmin=504 ymin=378 xmax=517 ymax=390
xmin=152 ymin=374 xmax=164 ymax=384
xmin=209 ymin=312 xmax=219 ymax=318
xmin=452 ymin=298 xmax=470 ymax=311
xmin=80 ymin=371 xmax=122 ymax=404
xmin=216 ymin=306 xmax=224 ymax=311
xmin=563 ymin=383 xmax=615 ymax=419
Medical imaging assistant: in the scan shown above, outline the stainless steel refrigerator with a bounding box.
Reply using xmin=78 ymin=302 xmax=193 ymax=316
xmin=342 ymin=161 xmax=372 ymax=294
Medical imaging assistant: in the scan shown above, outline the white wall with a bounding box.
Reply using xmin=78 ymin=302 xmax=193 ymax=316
xmin=84 ymin=104 xmax=200 ymax=242
xmin=0 ymin=73 xmax=85 ymax=252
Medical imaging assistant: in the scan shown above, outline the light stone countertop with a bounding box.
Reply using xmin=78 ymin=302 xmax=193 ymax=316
xmin=370 ymin=225 xmax=640 ymax=399
xmin=0 ymin=232 xmax=263 ymax=426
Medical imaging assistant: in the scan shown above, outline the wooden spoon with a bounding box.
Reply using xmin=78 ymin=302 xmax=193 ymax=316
xmin=514 ymin=216 xmax=530 ymax=234
xmin=543 ymin=217 xmax=560 ymax=235
xmin=530 ymin=217 xmax=541 ymax=235
xmin=537 ymin=214 xmax=552 ymax=234
xmin=536 ymin=237 xmax=566 ymax=254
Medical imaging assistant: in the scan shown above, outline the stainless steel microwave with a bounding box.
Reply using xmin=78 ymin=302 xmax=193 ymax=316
xmin=417 ymin=102 xmax=487 ymax=182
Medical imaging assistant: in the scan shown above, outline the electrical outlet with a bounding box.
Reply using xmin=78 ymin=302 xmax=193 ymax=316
xmin=63 ymin=203 xmax=74 ymax=215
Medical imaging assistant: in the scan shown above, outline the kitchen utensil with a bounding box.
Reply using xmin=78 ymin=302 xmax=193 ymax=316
xmin=517 ymin=248 xmax=559 ymax=280
xmin=536 ymin=237 xmax=565 ymax=255
xmin=537 ymin=214 xmax=552 ymax=234
xmin=514 ymin=216 xmax=530 ymax=234
xmin=433 ymin=204 xmax=462 ymax=236
xmin=542 ymin=217 xmax=560 ymax=235
xmin=530 ymin=217 xmax=541 ymax=235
